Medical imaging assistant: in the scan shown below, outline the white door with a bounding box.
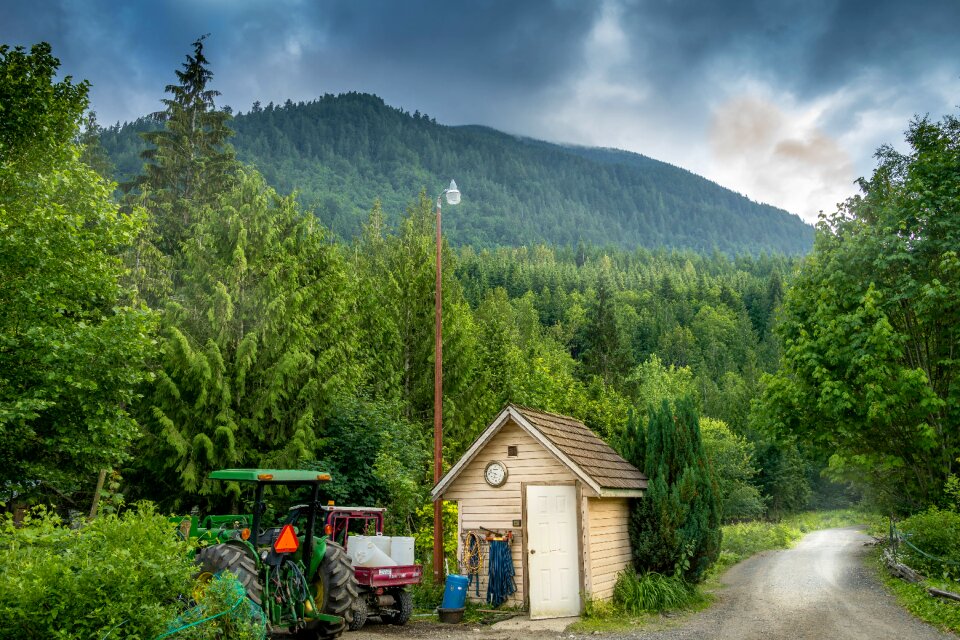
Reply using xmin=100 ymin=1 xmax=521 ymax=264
xmin=526 ymin=484 xmax=580 ymax=619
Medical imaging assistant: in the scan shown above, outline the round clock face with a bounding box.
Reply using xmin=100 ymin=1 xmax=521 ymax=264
xmin=484 ymin=460 xmax=508 ymax=487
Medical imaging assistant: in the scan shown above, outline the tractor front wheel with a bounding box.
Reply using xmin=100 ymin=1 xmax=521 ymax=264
xmin=195 ymin=543 xmax=263 ymax=606
xmin=296 ymin=541 xmax=358 ymax=640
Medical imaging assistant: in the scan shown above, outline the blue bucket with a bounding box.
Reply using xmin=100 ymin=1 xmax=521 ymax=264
xmin=441 ymin=574 xmax=469 ymax=609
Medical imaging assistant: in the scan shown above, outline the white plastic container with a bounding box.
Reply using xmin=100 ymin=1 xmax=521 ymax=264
xmin=349 ymin=536 xmax=397 ymax=567
xmin=390 ymin=536 xmax=415 ymax=566
xmin=371 ymin=535 xmax=392 ymax=557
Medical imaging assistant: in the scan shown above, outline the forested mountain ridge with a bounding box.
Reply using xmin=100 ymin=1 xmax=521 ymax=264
xmin=98 ymin=92 xmax=813 ymax=254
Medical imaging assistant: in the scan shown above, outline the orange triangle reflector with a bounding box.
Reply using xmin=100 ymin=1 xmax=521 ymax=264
xmin=273 ymin=524 xmax=300 ymax=554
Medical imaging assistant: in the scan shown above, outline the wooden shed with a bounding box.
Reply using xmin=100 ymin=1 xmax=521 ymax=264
xmin=431 ymin=404 xmax=647 ymax=619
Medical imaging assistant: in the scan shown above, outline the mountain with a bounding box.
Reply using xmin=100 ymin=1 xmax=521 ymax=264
xmin=98 ymin=92 xmax=814 ymax=254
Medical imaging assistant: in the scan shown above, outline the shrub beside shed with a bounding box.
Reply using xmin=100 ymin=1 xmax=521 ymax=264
xmin=431 ymin=404 xmax=647 ymax=619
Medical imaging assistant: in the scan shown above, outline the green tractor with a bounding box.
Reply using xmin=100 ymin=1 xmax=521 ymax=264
xmin=173 ymin=469 xmax=358 ymax=639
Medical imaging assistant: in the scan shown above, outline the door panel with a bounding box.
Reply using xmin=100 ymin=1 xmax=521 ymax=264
xmin=527 ymin=484 xmax=580 ymax=619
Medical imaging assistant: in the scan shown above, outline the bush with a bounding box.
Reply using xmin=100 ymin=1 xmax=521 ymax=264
xmin=629 ymin=398 xmax=721 ymax=583
xmin=898 ymin=507 xmax=960 ymax=581
xmin=0 ymin=503 xmax=249 ymax=639
xmin=612 ymin=571 xmax=699 ymax=614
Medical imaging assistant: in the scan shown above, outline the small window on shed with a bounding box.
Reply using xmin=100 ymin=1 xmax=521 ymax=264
xmin=507 ymin=445 xmax=518 ymax=457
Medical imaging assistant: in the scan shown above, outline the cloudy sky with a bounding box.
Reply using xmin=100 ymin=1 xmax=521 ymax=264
xmin=4 ymin=0 xmax=958 ymax=223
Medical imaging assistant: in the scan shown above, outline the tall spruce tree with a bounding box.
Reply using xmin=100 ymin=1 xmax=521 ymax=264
xmin=137 ymin=35 xmax=236 ymax=255
xmin=628 ymin=397 xmax=721 ymax=582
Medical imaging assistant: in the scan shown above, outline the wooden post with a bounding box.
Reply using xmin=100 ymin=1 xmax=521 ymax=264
xmin=433 ymin=195 xmax=444 ymax=584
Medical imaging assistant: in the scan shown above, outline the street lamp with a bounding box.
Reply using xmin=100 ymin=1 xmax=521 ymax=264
xmin=434 ymin=179 xmax=459 ymax=583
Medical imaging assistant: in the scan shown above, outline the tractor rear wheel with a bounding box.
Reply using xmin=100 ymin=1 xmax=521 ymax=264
xmin=195 ymin=543 xmax=263 ymax=606
xmin=296 ymin=541 xmax=358 ymax=640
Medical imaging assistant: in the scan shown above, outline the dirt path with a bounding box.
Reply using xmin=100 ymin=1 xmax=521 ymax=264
xmin=350 ymin=527 xmax=953 ymax=640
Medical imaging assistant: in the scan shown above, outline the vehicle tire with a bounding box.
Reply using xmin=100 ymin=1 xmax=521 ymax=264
xmin=382 ymin=589 xmax=413 ymax=626
xmin=195 ymin=543 xmax=263 ymax=606
xmin=347 ymin=593 xmax=368 ymax=631
xmin=296 ymin=541 xmax=358 ymax=640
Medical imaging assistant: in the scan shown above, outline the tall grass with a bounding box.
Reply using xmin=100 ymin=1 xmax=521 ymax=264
xmin=612 ymin=571 xmax=699 ymax=614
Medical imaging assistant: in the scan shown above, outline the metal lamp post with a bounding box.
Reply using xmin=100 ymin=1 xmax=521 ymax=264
xmin=433 ymin=179 xmax=460 ymax=583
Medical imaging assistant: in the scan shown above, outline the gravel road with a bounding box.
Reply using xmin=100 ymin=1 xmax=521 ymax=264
xmin=350 ymin=527 xmax=954 ymax=640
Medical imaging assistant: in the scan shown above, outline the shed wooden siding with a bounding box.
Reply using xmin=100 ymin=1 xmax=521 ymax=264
xmin=586 ymin=497 xmax=632 ymax=600
xmin=444 ymin=419 xmax=577 ymax=605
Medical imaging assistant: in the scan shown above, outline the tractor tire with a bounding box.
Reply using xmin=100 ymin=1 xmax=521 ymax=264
xmin=296 ymin=541 xmax=358 ymax=640
xmin=347 ymin=594 xmax=368 ymax=631
xmin=381 ymin=589 xmax=413 ymax=626
xmin=195 ymin=543 xmax=263 ymax=606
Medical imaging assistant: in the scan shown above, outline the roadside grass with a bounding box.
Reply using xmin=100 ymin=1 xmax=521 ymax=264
xmin=872 ymin=550 xmax=960 ymax=634
xmin=573 ymin=508 xmax=878 ymax=633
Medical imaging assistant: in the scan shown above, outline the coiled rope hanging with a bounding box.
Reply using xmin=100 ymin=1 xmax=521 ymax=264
xmin=486 ymin=538 xmax=516 ymax=608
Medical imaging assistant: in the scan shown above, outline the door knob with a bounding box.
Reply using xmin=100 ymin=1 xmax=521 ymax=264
xmin=530 ymin=549 xmax=535 ymax=554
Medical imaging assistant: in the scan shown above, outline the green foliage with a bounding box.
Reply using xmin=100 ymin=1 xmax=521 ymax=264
xmin=314 ymin=397 xmax=426 ymax=532
xmin=134 ymin=169 xmax=358 ymax=510
xmin=612 ymin=571 xmax=702 ymax=614
xmin=99 ymin=92 xmax=813 ymax=255
xmin=875 ymin=552 xmax=960 ymax=635
xmin=0 ymin=42 xmax=88 ymax=165
xmin=897 ymin=508 xmax=960 ymax=581
xmin=755 ymin=111 xmax=960 ymax=510
xmin=0 ymin=504 xmax=193 ymax=639
xmin=0 ymin=42 xmax=155 ymax=502
xmin=719 ymin=521 xmax=800 ymax=563
xmin=172 ymin=572 xmax=265 ymax=640
xmin=700 ymin=418 xmax=765 ymax=522
xmin=629 ymin=398 xmax=722 ymax=583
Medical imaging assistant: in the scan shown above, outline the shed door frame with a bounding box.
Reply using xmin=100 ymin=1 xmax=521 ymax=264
xmin=521 ymin=480 xmax=585 ymax=617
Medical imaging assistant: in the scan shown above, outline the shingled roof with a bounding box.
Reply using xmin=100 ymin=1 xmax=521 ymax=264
xmin=432 ymin=404 xmax=647 ymax=499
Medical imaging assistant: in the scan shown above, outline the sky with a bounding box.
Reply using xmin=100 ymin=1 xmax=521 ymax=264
xmin=3 ymin=0 xmax=959 ymax=223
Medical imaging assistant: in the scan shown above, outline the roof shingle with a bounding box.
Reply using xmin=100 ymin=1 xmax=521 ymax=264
xmin=512 ymin=404 xmax=648 ymax=490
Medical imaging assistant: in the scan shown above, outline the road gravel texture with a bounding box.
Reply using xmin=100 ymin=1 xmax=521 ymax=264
xmin=350 ymin=527 xmax=954 ymax=640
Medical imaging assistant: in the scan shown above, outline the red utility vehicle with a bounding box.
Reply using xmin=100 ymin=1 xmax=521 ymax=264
xmin=322 ymin=506 xmax=421 ymax=630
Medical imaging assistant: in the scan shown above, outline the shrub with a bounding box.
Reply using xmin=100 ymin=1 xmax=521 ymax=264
xmin=897 ymin=507 xmax=960 ymax=581
xmin=612 ymin=571 xmax=698 ymax=614
xmin=629 ymin=398 xmax=721 ymax=582
xmin=0 ymin=503 xmax=246 ymax=639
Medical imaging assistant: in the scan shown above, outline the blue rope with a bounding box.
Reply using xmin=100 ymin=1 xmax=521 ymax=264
xmin=486 ymin=539 xmax=516 ymax=608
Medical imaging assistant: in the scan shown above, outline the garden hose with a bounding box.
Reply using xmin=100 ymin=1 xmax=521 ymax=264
xmin=486 ymin=538 xmax=516 ymax=608
xmin=462 ymin=531 xmax=485 ymax=596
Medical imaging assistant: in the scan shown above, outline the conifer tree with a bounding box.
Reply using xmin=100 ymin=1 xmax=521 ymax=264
xmin=136 ymin=170 xmax=358 ymax=509
xmin=628 ymin=397 xmax=721 ymax=582
xmin=137 ymin=35 xmax=236 ymax=255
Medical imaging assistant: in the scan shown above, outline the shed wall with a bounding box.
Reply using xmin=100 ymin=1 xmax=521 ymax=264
xmin=586 ymin=497 xmax=632 ymax=600
xmin=444 ymin=419 xmax=576 ymax=606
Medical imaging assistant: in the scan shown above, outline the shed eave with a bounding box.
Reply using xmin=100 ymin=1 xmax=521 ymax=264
xmin=597 ymin=488 xmax=645 ymax=498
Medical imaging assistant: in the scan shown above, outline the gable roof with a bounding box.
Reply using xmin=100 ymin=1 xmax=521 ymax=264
xmin=432 ymin=404 xmax=647 ymax=500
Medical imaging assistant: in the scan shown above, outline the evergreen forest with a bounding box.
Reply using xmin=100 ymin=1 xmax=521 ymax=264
xmin=97 ymin=93 xmax=814 ymax=255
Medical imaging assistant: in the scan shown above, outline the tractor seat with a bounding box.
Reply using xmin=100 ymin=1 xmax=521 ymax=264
xmin=257 ymin=527 xmax=284 ymax=545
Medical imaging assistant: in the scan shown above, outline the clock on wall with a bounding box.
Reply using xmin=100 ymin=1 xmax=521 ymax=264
xmin=484 ymin=460 xmax=508 ymax=487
